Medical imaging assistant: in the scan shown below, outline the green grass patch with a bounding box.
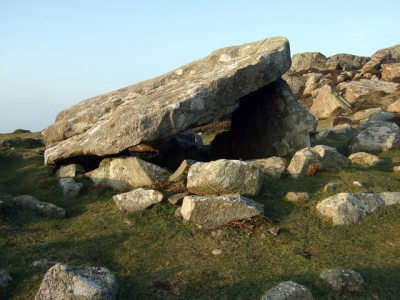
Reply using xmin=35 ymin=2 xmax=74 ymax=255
xmin=1 ymin=146 xmax=400 ymax=299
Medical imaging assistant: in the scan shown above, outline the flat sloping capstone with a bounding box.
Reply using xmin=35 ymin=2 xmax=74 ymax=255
xmin=43 ymin=36 xmax=291 ymax=165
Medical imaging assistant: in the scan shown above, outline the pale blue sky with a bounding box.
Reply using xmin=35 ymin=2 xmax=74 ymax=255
xmin=1 ymin=0 xmax=399 ymax=133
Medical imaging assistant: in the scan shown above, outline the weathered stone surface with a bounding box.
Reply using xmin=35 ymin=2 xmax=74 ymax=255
xmin=351 ymin=107 xmax=385 ymax=121
xmin=246 ymin=157 xmax=286 ymax=180
xmin=0 ymin=269 xmax=12 ymax=291
xmin=316 ymin=192 xmax=400 ymax=225
xmin=337 ymin=79 xmax=399 ymax=103
xmin=167 ymin=193 xmax=187 ymax=205
xmin=230 ymin=79 xmax=317 ymax=159
xmin=381 ymin=63 xmax=400 ymax=82
xmin=187 ymin=159 xmax=263 ymax=197
xmin=387 ymin=99 xmax=400 ymax=113
xmin=113 ymin=188 xmax=164 ymax=212
xmin=361 ymin=44 xmax=400 ymax=74
xmin=348 ymin=152 xmax=382 ymax=166
xmin=35 ymin=263 xmax=118 ymax=300
xmin=43 ymin=37 xmax=291 ymax=164
xmin=285 ymin=192 xmax=311 ymax=202
xmin=288 ymin=148 xmax=322 ymax=179
xmin=59 ymin=178 xmax=83 ymax=197
xmin=303 ymin=73 xmax=324 ymax=95
xmin=260 ymin=281 xmax=314 ymax=300
xmin=313 ymin=145 xmax=350 ymax=169
xmin=281 ymin=74 xmax=306 ymax=96
xmin=56 ymin=164 xmax=85 ymax=178
xmin=349 ymin=125 xmax=400 ymax=154
xmin=168 ymin=159 xmax=197 ymax=183
xmin=370 ymin=111 xmax=396 ymax=122
xmin=289 ymin=52 xmax=327 ymax=73
xmin=288 ymin=146 xmax=349 ymax=179
xmin=13 ymin=195 xmax=66 ymax=217
xmin=320 ymin=269 xmax=365 ymax=292
xmin=309 ymin=85 xmax=352 ymax=118
xmin=358 ymin=120 xmax=400 ymax=132
xmin=87 ymin=156 xmax=171 ymax=190
xmin=181 ymin=194 xmax=264 ymax=229
xmin=325 ymin=54 xmax=369 ymax=71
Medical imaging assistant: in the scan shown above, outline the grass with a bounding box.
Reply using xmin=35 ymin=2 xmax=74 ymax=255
xmin=1 ymin=134 xmax=400 ymax=299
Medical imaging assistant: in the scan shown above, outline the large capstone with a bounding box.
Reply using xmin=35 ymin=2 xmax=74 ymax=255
xmin=43 ymin=37 xmax=291 ymax=164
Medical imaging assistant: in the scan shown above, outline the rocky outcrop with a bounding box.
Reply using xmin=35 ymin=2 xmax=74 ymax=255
xmin=35 ymin=263 xmax=118 ymax=300
xmin=309 ymin=85 xmax=352 ymax=118
xmin=228 ymin=79 xmax=317 ymax=159
xmin=361 ymin=44 xmax=400 ymax=75
xmin=43 ymin=37 xmax=291 ymax=165
xmin=13 ymin=195 xmax=66 ymax=217
xmin=87 ymin=156 xmax=171 ymax=190
xmin=337 ymin=79 xmax=399 ymax=103
xmin=59 ymin=178 xmax=83 ymax=196
xmin=381 ymin=63 xmax=400 ymax=82
xmin=113 ymin=188 xmax=164 ymax=212
xmin=260 ymin=281 xmax=314 ymax=300
xmin=181 ymin=194 xmax=264 ymax=229
xmin=288 ymin=52 xmax=327 ymax=73
xmin=325 ymin=54 xmax=369 ymax=71
xmin=187 ymin=159 xmax=263 ymax=197
xmin=320 ymin=269 xmax=365 ymax=293
xmin=316 ymin=192 xmax=400 ymax=225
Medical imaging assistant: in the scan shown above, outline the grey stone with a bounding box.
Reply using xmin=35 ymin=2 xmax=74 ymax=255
xmin=43 ymin=37 xmax=291 ymax=164
xmin=168 ymin=159 xmax=197 ymax=184
xmin=167 ymin=193 xmax=188 ymax=205
xmin=59 ymin=178 xmax=83 ymax=197
xmin=113 ymin=188 xmax=164 ymax=212
xmin=87 ymin=156 xmax=171 ymax=190
xmin=312 ymin=145 xmax=350 ymax=170
xmin=326 ymin=54 xmax=369 ymax=71
xmin=35 ymin=263 xmax=118 ymax=300
xmin=320 ymin=269 xmax=365 ymax=292
xmin=309 ymin=85 xmax=352 ymax=119
xmin=288 ymin=52 xmax=327 ymax=73
xmin=349 ymin=125 xmax=400 ymax=154
xmin=348 ymin=152 xmax=382 ymax=166
xmin=260 ymin=281 xmax=314 ymax=300
xmin=246 ymin=157 xmax=286 ymax=180
xmin=13 ymin=195 xmax=66 ymax=218
xmin=288 ymin=148 xmax=322 ymax=179
xmin=187 ymin=159 xmax=264 ymax=197
xmin=56 ymin=164 xmax=85 ymax=178
xmin=352 ymin=107 xmax=385 ymax=122
xmin=285 ymin=192 xmax=311 ymax=202
xmin=315 ymin=192 xmax=400 ymax=225
xmin=370 ymin=111 xmax=396 ymax=122
xmin=181 ymin=194 xmax=264 ymax=229
xmin=337 ymin=79 xmax=399 ymax=103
